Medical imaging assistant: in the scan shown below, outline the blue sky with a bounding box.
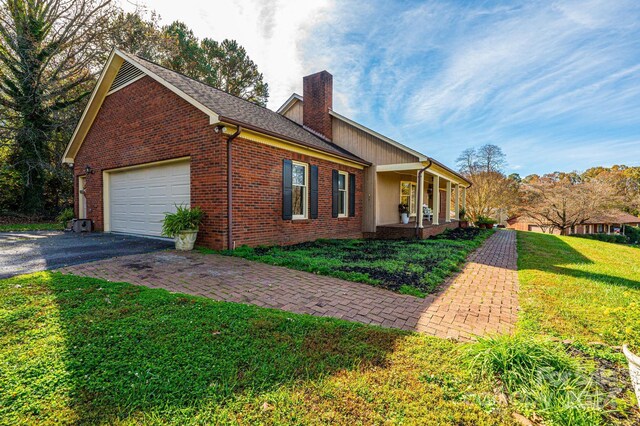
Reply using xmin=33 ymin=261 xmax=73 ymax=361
xmin=125 ymin=0 xmax=640 ymax=176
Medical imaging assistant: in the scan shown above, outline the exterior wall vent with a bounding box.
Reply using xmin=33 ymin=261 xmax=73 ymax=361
xmin=107 ymin=61 xmax=144 ymax=95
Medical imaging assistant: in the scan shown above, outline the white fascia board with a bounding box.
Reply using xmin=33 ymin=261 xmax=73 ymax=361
xmin=276 ymin=93 xmax=303 ymax=114
xmin=376 ymin=162 xmax=469 ymax=186
xmin=62 ymin=49 xmax=118 ymax=164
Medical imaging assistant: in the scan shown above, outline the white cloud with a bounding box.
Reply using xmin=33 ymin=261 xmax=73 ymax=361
xmin=118 ymin=0 xmax=640 ymax=175
xmin=119 ymin=0 xmax=333 ymax=109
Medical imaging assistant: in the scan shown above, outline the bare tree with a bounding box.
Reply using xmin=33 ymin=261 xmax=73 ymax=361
xmin=457 ymin=144 xmax=516 ymax=222
xmin=0 ymin=0 xmax=114 ymax=213
xmin=519 ymin=173 xmax=616 ymax=235
xmin=456 ymin=148 xmax=476 ymax=175
xmin=477 ymin=144 xmax=506 ymax=173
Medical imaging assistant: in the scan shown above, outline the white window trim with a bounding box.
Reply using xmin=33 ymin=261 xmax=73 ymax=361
xmin=338 ymin=171 xmax=349 ymax=218
xmin=292 ymin=161 xmax=308 ymax=220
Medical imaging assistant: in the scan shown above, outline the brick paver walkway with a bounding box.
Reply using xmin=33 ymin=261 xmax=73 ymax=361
xmin=58 ymin=230 xmax=518 ymax=341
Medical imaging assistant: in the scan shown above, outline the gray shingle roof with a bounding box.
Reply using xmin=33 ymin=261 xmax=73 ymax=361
xmin=121 ymin=52 xmax=366 ymax=164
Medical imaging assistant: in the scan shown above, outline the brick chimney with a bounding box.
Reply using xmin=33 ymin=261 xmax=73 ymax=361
xmin=303 ymin=71 xmax=333 ymax=140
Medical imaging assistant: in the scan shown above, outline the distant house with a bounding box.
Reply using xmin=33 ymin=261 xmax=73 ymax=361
xmin=62 ymin=49 xmax=470 ymax=249
xmin=506 ymin=210 xmax=640 ymax=235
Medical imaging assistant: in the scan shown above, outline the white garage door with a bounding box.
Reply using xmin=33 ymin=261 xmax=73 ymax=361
xmin=109 ymin=161 xmax=190 ymax=236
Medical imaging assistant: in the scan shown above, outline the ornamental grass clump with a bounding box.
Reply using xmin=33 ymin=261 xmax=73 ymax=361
xmin=463 ymin=334 xmax=605 ymax=425
xmin=161 ymin=204 xmax=204 ymax=237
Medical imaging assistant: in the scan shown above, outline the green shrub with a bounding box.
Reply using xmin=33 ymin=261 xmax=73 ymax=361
xmin=571 ymin=233 xmax=627 ymax=244
xmin=625 ymin=225 xmax=640 ymax=244
xmin=463 ymin=334 xmax=604 ymax=425
xmin=475 ymin=216 xmax=497 ymax=225
xmin=162 ymin=204 xmax=204 ymax=237
xmin=56 ymin=208 xmax=74 ymax=226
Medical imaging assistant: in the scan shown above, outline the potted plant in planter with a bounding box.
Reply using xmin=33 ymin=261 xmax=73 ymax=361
xmin=162 ymin=204 xmax=204 ymax=251
xmin=398 ymin=203 xmax=410 ymax=224
xmin=475 ymin=215 xmax=497 ymax=229
xmin=459 ymin=208 xmax=469 ymax=228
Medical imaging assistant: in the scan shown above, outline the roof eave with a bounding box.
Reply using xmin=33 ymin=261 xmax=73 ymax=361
xmin=276 ymin=93 xmax=303 ymax=115
xmin=62 ymin=48 xmax=222 ymax=165
xmin=217 ymin=115 xmax=371 ymax=167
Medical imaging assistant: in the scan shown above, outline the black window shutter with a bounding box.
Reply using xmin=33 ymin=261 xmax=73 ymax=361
xmin=282 ymin=159 xmax=292 ymax=220
xmin=331 ymin=170 xmax=339 ymax=218
xmin=310 ymin=165 xmax=318 ymax=219
xmin=349 ymin=173 xmax=356 ymax=217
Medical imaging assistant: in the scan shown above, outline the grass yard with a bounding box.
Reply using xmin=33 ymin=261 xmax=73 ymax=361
xmin=0 ymin=272 xmax=514 ymax=425
xmin=515 ymin=232 xmax=640 ymax=423
xmin=3 ymin=232 xmax=639 ymax=425
xmin=209 ymin=228 xmax=493 ymax=297
xmin=517 ymin=231 xmax=640 ymax=353
xmin=0 ymin=222 xmax=62 ymax=232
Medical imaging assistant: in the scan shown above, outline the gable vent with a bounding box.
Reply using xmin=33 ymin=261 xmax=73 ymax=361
xmin=107 ymin=61 xmax=144 ymax=94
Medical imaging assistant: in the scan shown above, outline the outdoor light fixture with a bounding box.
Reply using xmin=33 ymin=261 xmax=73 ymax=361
xmin=85 ymin=165 xmax=94 ymax=175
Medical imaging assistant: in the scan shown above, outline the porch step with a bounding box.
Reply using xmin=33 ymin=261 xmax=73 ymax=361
xmin=374 ymin=221 xmax=460 ymax=239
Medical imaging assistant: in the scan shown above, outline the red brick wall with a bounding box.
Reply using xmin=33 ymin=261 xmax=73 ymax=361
xmin=73 ymin=75 xmax=363 ymax=249
xmin=230 ymin=138 xmax=363 ymax=247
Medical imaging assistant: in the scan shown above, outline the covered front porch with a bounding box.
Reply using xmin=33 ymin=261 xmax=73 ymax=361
xmin=372 ymin=161 xmax=468 ymax=239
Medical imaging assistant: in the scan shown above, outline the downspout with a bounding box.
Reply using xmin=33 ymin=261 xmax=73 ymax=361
xmin=226 ymin=126 xmax=242 ymax=250
xmin=415 ymin=159 xmax=433 ymax=237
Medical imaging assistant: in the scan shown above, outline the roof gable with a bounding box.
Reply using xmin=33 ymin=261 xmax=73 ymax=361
xmin=63 ymin=49 xmax=365 ymax=165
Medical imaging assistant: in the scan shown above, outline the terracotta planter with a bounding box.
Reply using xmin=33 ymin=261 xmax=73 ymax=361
xmin=623 ymin=344 xmax=640 ymax=408
xmin=175 ymin=229 xmax=198 ymax=251
xmin=459 ymin=220 xmax=469 ymax=228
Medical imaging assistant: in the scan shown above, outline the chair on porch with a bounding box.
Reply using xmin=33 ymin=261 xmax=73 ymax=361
xmin=422 ymin=204 xmax=433 ymax=223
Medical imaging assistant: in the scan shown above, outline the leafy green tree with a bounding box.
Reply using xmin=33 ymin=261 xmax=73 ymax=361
xmin=162 ymin=21 xmax=203 ymax=75
xmin=0 ymin=3 xmax=268 ymax=215
xmin=108 ymin=18 xmax=270 ymax=106
xmin=161 ymin=23 xmax=269 ymax=106
xmin=106 ymin=10 xmax=175 ymax=63
xmin=0 ymin=0 xmax=113 ymax=214
xmin=199 ymin=39 xmax=269 ymax=105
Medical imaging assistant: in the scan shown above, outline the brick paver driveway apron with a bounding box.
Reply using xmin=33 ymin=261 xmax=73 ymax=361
xmin=58 ymin=230 xmax=519 ymax=341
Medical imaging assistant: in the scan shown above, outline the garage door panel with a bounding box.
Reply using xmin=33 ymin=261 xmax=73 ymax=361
xmin=109 ymin=161 xmax=190 ymax=236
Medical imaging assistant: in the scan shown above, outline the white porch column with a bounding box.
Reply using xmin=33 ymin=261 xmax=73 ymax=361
xmin=417 ymin=169 xmax=425 ymax=228
xmin=454 ymin=184 xmax=460 ymax=221
xmin=462 ymin=186 xmax=467 ymax=211
xmin=432 ymin=175 xmax=440 ymax=225
xmin=445 ymin=180 xmax=452 ymax=222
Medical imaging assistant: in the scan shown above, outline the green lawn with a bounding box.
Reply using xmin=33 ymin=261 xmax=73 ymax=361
xmin=516 ymin=232 xmax=640 ymax=423
xmin=209 ymin=228 xmax=493 ymax=297
xmin=0 ymin=222 xmax=62 ymax=232
xmin=3 ymin=231 xmax=639 ymax=425
xmin=517 ymin=231 xmax=640 ymax=353
xmin=0 ymin=272 xmax=514 ymax=425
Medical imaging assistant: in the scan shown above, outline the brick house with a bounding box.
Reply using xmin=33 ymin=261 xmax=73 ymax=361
xmin=62 ymin=49 xmax=470 ymax=250
xmin=506 ymin=211 xmax=640 ymax=235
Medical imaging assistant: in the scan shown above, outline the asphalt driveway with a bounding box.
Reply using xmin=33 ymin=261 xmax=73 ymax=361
xmin=0 ymin=231 xmax=173 ymax=279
